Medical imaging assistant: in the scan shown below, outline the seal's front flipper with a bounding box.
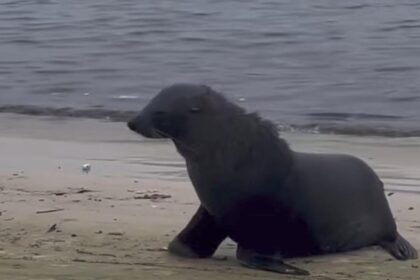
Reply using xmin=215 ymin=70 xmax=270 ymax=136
xmin=168 ymin=205 xmax=227 ymax=258
xmin=236 ymin=246 xmax=309 ymax=275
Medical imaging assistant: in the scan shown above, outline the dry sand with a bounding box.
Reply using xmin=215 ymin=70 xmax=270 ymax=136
xmin=0 ymin=113 xmax=419 ymax=280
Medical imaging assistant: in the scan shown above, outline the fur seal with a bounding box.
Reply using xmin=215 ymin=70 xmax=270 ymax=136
xmin=127 ymin=83 xmax=418 ymax=275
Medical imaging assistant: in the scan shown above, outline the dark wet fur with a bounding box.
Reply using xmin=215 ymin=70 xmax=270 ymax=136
xmin=128 ymin=83 xmax=418 ymax=275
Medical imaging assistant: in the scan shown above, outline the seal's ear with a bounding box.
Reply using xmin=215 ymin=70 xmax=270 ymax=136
xmin=200 ymin=84 xmax=212 ymax=94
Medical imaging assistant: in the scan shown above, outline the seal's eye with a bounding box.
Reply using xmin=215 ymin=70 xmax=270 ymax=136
xmin=189 ymin=106 xmax=201 ymax=113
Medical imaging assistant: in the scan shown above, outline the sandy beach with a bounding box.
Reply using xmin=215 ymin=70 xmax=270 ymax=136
xmin=1 ymin=113 xmax=419 ymax=280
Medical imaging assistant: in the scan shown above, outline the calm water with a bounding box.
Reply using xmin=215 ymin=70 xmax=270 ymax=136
xmin=1 ymin=0 xmax=420 ymax=136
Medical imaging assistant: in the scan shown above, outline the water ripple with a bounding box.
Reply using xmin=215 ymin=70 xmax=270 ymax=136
xmin=0 ymin=0 xmax=420 ymax=136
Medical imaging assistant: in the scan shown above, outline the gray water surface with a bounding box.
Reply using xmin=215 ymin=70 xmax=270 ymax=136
xmin=1 ymin=0 xmax=420 ymax=136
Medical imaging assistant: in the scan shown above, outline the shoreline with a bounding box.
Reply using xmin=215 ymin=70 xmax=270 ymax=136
xmin=1 ymin=113 xmax=419 ymax=279
xmin=2 ymin=106 xmax=420 ymax=138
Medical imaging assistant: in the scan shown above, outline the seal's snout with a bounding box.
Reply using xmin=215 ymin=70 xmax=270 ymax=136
xmin=127 ymin=114 xmax=163 ymax=138
xmin=127 ymin=119 xmax=137 ymax=131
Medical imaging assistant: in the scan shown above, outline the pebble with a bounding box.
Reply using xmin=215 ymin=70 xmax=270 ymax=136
xmin=81 ymin=164 xmax=91 ymax=174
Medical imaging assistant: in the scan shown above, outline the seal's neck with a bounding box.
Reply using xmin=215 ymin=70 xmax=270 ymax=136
xmin=176 ymin=110 xmax=293 ymax=183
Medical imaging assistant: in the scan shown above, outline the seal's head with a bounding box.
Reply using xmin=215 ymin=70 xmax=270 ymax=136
xmin=127 ymin=83 xmax=216 ymax=139
xmin=128 ymin=83 xmax=287 ymax=168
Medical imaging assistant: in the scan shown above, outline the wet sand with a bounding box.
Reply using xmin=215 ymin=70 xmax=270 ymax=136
xmin=1 ymin=113 xmax=419 ymax=279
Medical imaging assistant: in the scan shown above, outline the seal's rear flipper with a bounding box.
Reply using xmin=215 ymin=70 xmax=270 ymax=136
xmin=380 ymin=233 xmax=418 ymax=260
xmin=236 ymin=246 xmax=309 ymax=275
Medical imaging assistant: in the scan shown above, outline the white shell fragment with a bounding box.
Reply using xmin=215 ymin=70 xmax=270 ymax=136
xmin=82 ymin=163 xmax=91 ymax=174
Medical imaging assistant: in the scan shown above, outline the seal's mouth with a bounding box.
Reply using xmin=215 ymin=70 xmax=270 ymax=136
xmin=127 ymin=118 xmax=166 ymax=139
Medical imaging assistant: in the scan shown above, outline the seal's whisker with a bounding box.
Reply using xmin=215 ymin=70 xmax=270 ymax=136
xmin=154 ymin=128 xmax=197 ymax=155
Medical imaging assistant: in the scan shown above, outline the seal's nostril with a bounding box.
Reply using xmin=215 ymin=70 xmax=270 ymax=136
xmin=127 ymin=120 xmax=136 ymax=131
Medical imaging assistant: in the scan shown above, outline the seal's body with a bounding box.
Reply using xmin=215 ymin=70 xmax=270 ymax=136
xmin=128 ymin=84 xmax=417 ymax=275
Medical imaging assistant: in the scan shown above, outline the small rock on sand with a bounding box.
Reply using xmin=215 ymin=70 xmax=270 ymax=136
xmin=108 ymin=232 xmax=124 ymax=236
xmin=134 ymin=193 xmax=171 ymax=200
xmin=46 ymin=224 xmax=57 ymax=233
